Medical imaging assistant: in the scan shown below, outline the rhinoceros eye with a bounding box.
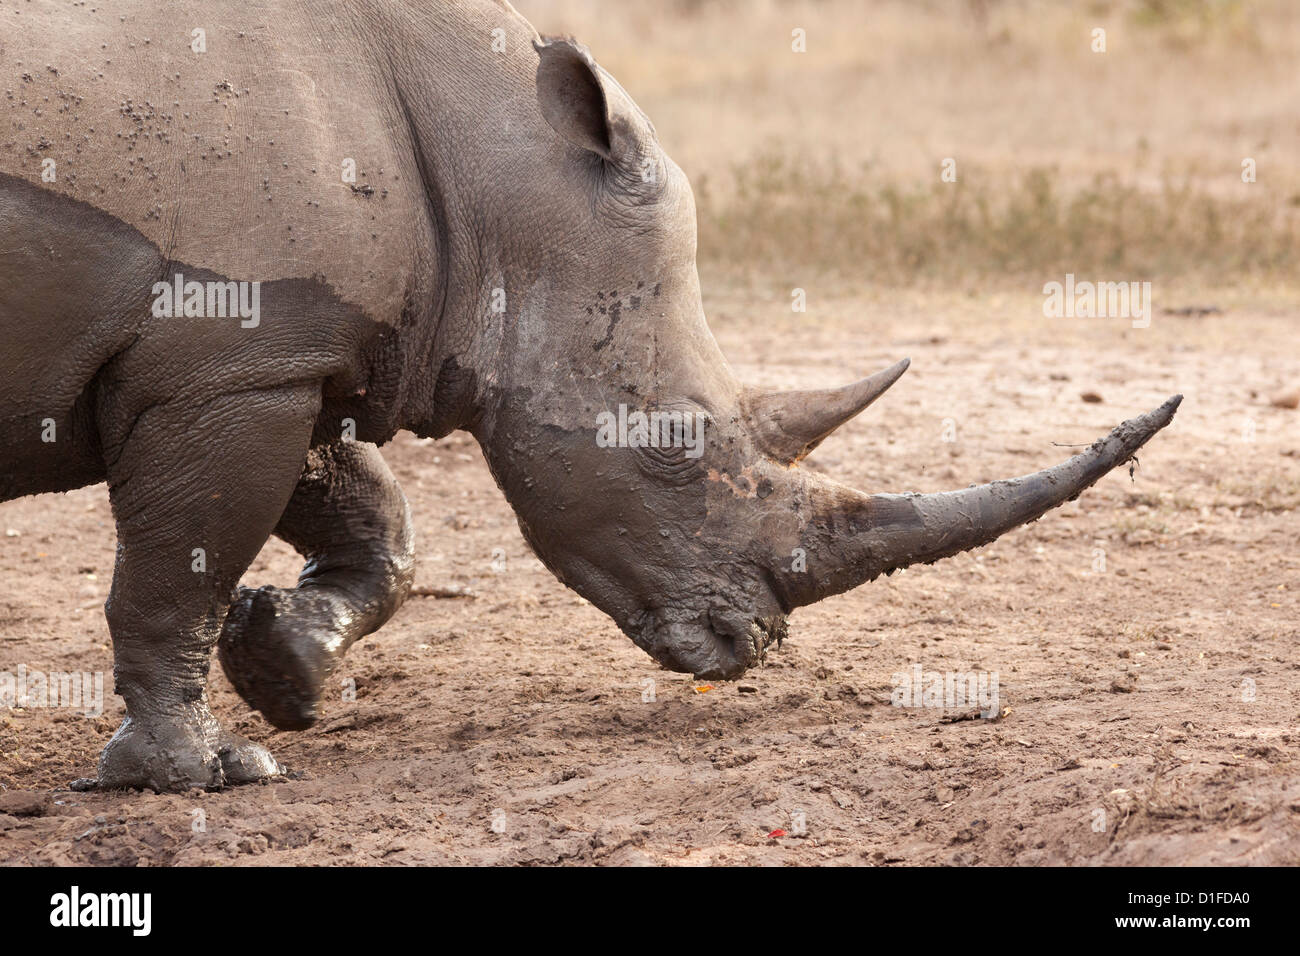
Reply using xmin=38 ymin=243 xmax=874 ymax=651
xmin=631 ymin=402 xmax=710 ymax=485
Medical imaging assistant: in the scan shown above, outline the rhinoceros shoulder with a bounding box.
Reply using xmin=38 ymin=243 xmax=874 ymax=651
xmin=0 ymin=1 xmax=430 ymax=325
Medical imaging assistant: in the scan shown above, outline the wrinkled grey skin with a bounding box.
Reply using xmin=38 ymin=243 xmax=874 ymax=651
xmin=0 ymin=0 xmax=1181 ymax=792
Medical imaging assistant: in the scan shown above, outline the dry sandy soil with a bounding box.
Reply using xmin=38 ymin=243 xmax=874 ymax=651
xmin=1 ymin=284 xmax=1297 ymax=866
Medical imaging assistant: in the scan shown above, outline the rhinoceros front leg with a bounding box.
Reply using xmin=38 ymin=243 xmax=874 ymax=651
xmin=96 ymin=386 xmax=320 ymax=792
xmin=217 ymin=441 xmax=415 ymax=731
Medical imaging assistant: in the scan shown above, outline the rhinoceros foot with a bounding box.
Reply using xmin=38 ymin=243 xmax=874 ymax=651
xmin=215 ymin=729 xmax=285 ymax=784
xmin=218 ymin=585 xmax=349 ymax=732
xmin=96 ymin=709 xmax=282 ymax=792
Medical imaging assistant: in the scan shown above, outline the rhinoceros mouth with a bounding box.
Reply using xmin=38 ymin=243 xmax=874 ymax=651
xmin=631 ymin=607 xmax=787 ymax=680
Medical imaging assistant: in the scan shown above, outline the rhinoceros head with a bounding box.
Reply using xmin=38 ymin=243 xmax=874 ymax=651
xmin=466 ymin=39 xmax=1179 ymax=680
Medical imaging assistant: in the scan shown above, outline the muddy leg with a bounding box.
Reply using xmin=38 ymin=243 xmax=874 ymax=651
xmin=217 ymin=441 xmax=415 ymax=730
xmin=96 ymin=387 xmax=319 ymax=791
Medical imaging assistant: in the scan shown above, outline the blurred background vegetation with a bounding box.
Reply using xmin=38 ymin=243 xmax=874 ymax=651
xmin=516 ymin=0 xmax=1299 ymax=288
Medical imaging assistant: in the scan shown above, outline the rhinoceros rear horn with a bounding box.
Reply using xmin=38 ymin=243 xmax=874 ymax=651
xmin=534 ymin=38 xmax=660 ymax=184
xmin=744 ymin=358 xmax=910 ymax=464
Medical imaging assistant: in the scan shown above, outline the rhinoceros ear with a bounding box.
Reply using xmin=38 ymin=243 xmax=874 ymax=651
xmin=535 ymin=38 xmax=659 ymax=183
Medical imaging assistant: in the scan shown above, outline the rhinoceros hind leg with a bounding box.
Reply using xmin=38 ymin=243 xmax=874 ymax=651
xmin=218 ymin=441 xmax=415 ymax=731
xmin=95 ymin=386 xmax=319 ymax=791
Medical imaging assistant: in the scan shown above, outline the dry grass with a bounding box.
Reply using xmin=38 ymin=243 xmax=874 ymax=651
xmin=698 ymin=155 xmax=1299 ymax=283
xmin=1212 ymin=472 xmax=1300 ymax=514
xmin=517 ymin=0 xmax=1300 ymax=287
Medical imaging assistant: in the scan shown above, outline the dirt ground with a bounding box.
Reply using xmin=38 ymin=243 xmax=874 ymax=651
xmin=1 ymin=283 xmax=1296 ymax=865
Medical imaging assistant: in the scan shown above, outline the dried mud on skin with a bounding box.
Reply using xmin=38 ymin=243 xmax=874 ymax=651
xmin=1 ymin=292 xmax=1297 ymax=866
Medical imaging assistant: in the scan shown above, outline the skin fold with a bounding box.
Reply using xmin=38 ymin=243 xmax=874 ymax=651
xmin=0 ymin=0 xmax=1181 ymax=792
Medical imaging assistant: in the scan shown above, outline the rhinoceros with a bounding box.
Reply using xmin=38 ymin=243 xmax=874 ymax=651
xmin=0 ymin=0 xmax=1181 ymax=792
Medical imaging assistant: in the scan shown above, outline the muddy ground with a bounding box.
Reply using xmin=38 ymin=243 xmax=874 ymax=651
xmin=1 ymin=285 xmax=1297 ymax=865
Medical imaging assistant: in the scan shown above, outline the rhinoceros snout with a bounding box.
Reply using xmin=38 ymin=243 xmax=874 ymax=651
xmin=632 ymin=609 xmax=786 ymax=680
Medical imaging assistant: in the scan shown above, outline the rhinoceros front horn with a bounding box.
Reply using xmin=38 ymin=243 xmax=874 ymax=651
xmin=744 ymin=358 xmax=911 ymax=464
xmin=778 ymin=394 xmax=1183 ymax=608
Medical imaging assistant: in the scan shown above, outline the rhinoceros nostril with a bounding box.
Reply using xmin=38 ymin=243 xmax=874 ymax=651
xmin=630 ymin=607 xmax=787 ymax=679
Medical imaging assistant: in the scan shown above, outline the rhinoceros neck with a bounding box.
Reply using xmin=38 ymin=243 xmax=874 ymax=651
xmin=365 ymin=0 xmax=572 ymax=441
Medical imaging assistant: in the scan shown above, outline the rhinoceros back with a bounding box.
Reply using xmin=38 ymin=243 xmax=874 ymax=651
xmin=0 ymin=1 xmax=428 ymax=322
